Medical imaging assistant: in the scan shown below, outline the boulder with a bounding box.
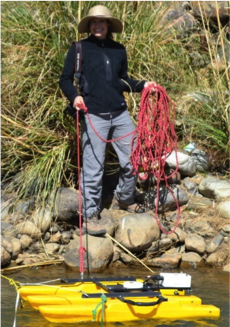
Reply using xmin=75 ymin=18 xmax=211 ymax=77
xmin=115 ymin=213 xmax=160 ymax=253
xmin=32 ymin=207 xmax=52 ymax=232
xmin=64 ymin=235 xmax=113 ymax=272
xmin=11 ymin=238 xmax=22 ymax=259
xmin=146 ymin=253 xmax=182 ymax=268
xmin=223 ymin=263 xmax=230 ymax=272
xmin=44 ymin=243 xmax=60 ymax=255
xmin=52 ymin=187 xmax=79 ymax=221
xmin=16 ymin=221 xmax=41 ymax=239
xmin=166 ymin=151 xmax=196 ymax=177
xmin=182 ymin=177 xmax=198 ymax=195
xmin=181 ymin=252 xmax=203 ymax=264
xmin=20 ymin=234 xmax=33 ymax=250
xmin=1 ymin=237 xmax=13 ymax=254
xmin=184 ymin=220 xmax=215 ymax=237
xmin=216 ymin=199 xmax=230 ymax=219
xmin=206 ymin=249 xmax=229 ymax=267
xmin=139 ymin=185 xmax=188 ymax=213
xmin=206 ymin=233 xmax=224 ymax=254
xmin=186 ymin=195 xmax=213 ymax=212
xmin=167 ymin=227 xmax=186 ymax=242
xmin=185 ymin=234 xmax=206 ymax=254
xmin=198 ymin=176 xmax=230 ymax=201
xmin=191 ymin=149 xmax=210 ymax=172
xmin=191 ymin=1 xmax=230 ymax=25
xmin=1 ymin=245 xmax=11 ymax=267
xmin=99 ymin=208 xmax=117 ymax=236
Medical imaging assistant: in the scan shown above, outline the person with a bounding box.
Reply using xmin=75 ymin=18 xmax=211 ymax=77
xmin=59 ymin=5 xmax=156 ymax=235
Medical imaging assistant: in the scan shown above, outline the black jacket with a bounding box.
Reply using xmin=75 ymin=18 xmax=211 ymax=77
xmin=59 ymin=35 xmax=145 ymax=114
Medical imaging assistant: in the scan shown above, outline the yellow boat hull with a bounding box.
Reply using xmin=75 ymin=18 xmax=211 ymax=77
xmin=19 ymin=276 xmax=220 ymax=323
xmin=27 ymin=294 xmax=202 ymax=310
xmin=19 ymin=279 xmax=185 ymax=301
xmin=38 ymin=300 xmax=220 ymax=323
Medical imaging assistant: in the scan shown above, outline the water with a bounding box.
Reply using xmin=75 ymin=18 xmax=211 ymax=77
xmin=1 ymin=265 xmax=229 ymax=327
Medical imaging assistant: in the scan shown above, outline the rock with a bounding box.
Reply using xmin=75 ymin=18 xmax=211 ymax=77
xmin=11 ymin=238 xmax=22 ymax=259
xmin=167 ymin=13 xmax=198 ymax=35
xmin=28 ymin=241 xmax=43 ymax=253
xmin=166 ymin=151 xmax=196 ymax=177
xmin=146 ymin=253 xmax=182 ymax=268
xmin=119 ymin=250 xmax=138 ymax=266
xmin=99 ymin=208 xmax=117 ymax=236
xmin=191 ymin=149 xmax=209 ymax=172
xmin=32 ymin=207 xmax=52 ymax=232
xmin=1 ymin=222 xmax=12 ymax=232
xmin=222 ymin=224 xmax=230 ymax=233
xmin=138 ymin=169 xmax=181 ymax=189
xmin=206 ymin=249 xmax=229 ymax=267
xmin=191 ymin=1 xmax=229 ymax=25
xmin=181 ymin=252 xmax=203 ymax=264
xmin=61 ymin=231 xmax=72 ymax=244
xmin=168 ymin=227 xmax=186 ymax=242
xmin=52 ymin=187 xmax=79 ymax=221
xmin=182 ymin=177 xmax=198 ymax=195
xmin=1 ymin=199 xmax=14 ymax=220
xmin=184 ymin=220 xmax=215 ymax=237
xmin=49 ymin=231 xmax=61 ymax=243
xmin=13 ymin=197 xmax=35 ymax=216
xmin=185 ymin=234 xmax=206 ymax=254
xmin=223 ymin=263 xmax=230 ymax=272
xmin=16 ymin=221 xmax=41 ymax=239
xmin=43 ymin=232 xmax=51 ymax=242
xmin=217 ymin=199 xmax=230 ymax=219
xmin=159 ymin=238 xmax=173 ymax=249
xmin=64 ymin=235 xmax=113 ymax=272
xmin=2 ymin=225 xmax=18 ymax=238
xmin=44 ymin=243 xmax=60 ymax=254
xmin=198 ymin=176 xmax=230 ymax=201
xmin=1 ymin=237 xmax=13 ymax=253
xmin=158 ymin=185 xmax=189 ymax=212
xmin=20 ymin=234 xmax=33 ymax=250
xmin=115 ymin=213 xmax=160 ymax=253
xmin=206 ymin=233 xmax=224 ymax=253
xmin=1 ymin=245 xmax=11 ymax=267
xmin=139 ymin=185 xmax=188 ymax=212
xmin=186 ymin=195 xmax=213 ymax=212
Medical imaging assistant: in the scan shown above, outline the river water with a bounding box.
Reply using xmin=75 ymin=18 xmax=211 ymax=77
xmin=1 ymin=265 xmax=229 ymax=327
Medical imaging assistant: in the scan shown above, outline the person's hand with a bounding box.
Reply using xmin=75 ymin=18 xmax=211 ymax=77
xmin=144 ymin=81 xmax=157 ymax=93
xmin=73 ymin=96 xmax=85 ymax=110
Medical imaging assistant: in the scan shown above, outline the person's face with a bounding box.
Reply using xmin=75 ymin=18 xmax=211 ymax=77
xmin=89 ymin=18 xmax=110 ymax=39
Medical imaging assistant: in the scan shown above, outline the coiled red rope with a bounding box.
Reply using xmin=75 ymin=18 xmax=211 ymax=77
xmin=130 ymin=84 xmax=180 ymax=234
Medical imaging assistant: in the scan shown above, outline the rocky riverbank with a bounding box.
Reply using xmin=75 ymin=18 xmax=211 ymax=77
xmin=1 ymin=150 xmax=230 ymax=273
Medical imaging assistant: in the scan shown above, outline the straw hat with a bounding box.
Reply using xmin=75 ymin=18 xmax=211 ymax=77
xmin=78 ymin=5 xmax=123 ymax=33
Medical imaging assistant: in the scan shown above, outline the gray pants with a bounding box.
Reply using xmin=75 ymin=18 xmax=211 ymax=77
xmin=81 ymin=110 xmax=137 ymax=219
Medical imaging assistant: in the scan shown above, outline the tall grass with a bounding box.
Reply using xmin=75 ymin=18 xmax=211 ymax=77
xmin=179 ymin=1 xmax=229 ymax=167
xmin=1 ymin=1 xmax=229 ymax=204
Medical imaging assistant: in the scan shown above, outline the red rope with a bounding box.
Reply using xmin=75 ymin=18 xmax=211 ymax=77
xmin=76 ymin=110 xmax=86 ymax=278
xmin=130 ymin=84 xmax=180 ymax=234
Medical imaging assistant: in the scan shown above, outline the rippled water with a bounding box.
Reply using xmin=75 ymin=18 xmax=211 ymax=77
xmin=1 ymin=265 xmax=229 ymax=327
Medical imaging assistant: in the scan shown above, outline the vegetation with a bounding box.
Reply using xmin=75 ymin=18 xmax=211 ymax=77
xmin=1 ymin=1 xmax=229 ymax=204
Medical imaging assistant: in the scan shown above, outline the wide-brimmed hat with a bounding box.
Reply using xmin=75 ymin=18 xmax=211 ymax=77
xmin=78 ymin=5 xmax=123 ymax=33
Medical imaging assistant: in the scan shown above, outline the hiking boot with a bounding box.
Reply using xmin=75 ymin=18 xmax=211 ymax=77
xmin=111 ymin=197 xmax=145 ymax=214
xmin=82 ymin=218 xmax=106 ymax=236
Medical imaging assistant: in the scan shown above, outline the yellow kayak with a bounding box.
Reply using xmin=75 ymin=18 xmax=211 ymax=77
xmin=27 ymin=293 xmax=201 ymax=310
xmin=18 ymin=274 xmax=220 ymax=323
xmin=38 ymin=300 xmax=220 ymax=323
xmin=19 ymin=276 xmax=185 ymax=301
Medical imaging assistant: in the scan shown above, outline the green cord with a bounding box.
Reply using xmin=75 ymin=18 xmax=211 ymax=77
xmin=92 ymin=294 xmax=107 ymax=323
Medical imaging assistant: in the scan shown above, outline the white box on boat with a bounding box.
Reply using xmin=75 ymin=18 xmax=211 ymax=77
xmin=160 ymin=273 xmax=191 ymax=288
